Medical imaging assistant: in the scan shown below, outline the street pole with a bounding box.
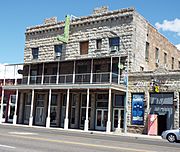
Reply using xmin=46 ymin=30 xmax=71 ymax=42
xmin=124 ymin=50 xmax=129 ymax=133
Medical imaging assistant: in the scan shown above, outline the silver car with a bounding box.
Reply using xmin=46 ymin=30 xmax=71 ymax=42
xmin=161 ymin=128 xmax=180 ymax=143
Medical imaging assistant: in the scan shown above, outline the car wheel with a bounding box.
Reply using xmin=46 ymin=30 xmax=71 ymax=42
xmin=167 ymin=133 xmax=177 ymax=143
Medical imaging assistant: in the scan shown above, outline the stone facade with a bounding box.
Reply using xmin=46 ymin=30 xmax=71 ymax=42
xmin=24 ymin=8 xmax=134 ymax=64
xmin=24 ymin=7 xmax=180 ymax=72
xmin=128 ymin=68 xmax=180 ymax=134
xmin=2 ymin=7 xmax=180 ymax=135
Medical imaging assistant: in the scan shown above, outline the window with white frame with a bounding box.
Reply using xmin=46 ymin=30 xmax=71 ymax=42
xmin=109 ymin=37 xmax=120 ymax=52
xmin=54 ymin=45 xmax=62 ymax=58
xmin=32 ymin=48 xmax=39 ymax=59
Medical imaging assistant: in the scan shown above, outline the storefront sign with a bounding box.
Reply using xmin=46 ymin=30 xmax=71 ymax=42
xmin=132 ymin=94 xmax=144 ymax=125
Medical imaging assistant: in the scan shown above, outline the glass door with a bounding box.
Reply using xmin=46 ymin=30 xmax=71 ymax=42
xmin=35 ymin=94 xmax=45 ymax=126
xmin=113 ymin=108 xmax=124 ymax=131
xmin=60 ymin=94 xmax=66 ymax=128
xmin=50 ymin=94 xmax=58 ymax=127
xmin=7 ymin=95 xmax=16 ymax=123
xmin=70 ymin=94 xmax=77 ymax=128
xmin=24 ymin=93 xmax=31 ymax=124
xmin=95 ymin=109 xmax=108 ymax=131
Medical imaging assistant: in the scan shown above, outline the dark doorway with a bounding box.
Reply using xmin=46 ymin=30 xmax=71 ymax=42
xmin=158 ymin=114 xmax=167 ymax=135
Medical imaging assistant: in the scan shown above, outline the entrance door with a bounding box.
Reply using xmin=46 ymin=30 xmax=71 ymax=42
xmin=34 ymin=94 xmax=45 ymax=126
xmin=95 ymin=109 xmax=108 ymax=131
xmin=113 ymin=109 xmax=124 ymax=131
xmin=35 ymin=107 xmax=44 ymax=125
xmin=50 ymin=94 xmax=58 ymax=127
xmin=60 ymin=94 xmax=66 ymax=128
xmin=158 ymin=114 xmax=167 ymax=135
xmin=8 ymin=95 xmax=16 ymax=122
xmin=23 ymin=93 xmax=31 ymax=124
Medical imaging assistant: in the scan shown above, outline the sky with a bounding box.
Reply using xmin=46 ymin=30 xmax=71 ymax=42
xmin=0 ymin=0 xmax=179 ymax=65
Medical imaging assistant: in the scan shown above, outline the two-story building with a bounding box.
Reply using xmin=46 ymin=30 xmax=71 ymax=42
xmin=1 ymin=7 xmax=180 ymax=134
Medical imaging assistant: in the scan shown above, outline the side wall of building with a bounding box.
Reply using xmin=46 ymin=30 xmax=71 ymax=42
xmin=147 ymin=24 xmax=180 ymax=70
xmin=131 ymin=11 xmax=148 ymax=72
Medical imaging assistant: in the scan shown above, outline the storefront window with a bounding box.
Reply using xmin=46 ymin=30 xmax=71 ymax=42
xmin=114 ymin=95 xmax=124 ymax=107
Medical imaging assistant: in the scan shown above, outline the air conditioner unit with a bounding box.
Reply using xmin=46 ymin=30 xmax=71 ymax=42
xmin=55 ymin=52 xmax=61 ymax=57
xmin=110 ymin=46 xmax=118 ymax=52
xmin=156 ymin=59 xmax=159 ymax=64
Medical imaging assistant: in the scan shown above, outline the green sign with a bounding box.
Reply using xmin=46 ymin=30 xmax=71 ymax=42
xmin=57 ymin=15 xmax=70 ymax=43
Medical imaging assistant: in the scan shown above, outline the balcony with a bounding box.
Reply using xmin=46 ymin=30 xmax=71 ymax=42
xmin=20 ymin=72 xmax=124 ymax=85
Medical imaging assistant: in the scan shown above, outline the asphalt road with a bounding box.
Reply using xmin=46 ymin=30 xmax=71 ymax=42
xmin=0 ymin=124 xmax=180 ymax=152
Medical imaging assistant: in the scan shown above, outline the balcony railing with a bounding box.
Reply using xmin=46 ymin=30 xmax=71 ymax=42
xmin=12 ymin=72 xmax=124 ymax=86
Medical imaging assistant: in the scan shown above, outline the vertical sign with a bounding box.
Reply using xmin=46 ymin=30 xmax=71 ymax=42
xmin=57 ymin=15 xmax=70 ymax=43
xmin=132 ymin=94 xmax=144 ymax=125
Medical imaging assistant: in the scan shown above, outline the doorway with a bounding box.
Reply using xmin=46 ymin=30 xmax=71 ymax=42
xmin=7 ymin=95 xmax=16 ymax=122
xmin=34 ymin=94 xmax=45 ymax=126
xmin=113 ymin=108 xmax=124 ymax=131
xmin=95 ymin=109 xmax=108 ymax=131
xmin=158 ymin=114 xmax=167 ymax=135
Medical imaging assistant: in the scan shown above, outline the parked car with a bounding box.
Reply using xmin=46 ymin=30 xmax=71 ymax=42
xmin=161 ymin=128 xmax=180 ymax=143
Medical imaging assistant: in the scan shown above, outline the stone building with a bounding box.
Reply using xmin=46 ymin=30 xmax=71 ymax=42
xmin=129 ymin=68 xmax=180 ymax=135
xmin=1 ymin=7 xmax=180 ymax=134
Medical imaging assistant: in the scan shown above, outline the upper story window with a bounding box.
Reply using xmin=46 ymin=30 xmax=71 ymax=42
xmin=32 ymin=48 xmax=39 ymax=59
xmin=96 ymin=39 xmax=102 ymax=50
xmin=80 ymin=41 xmax=89 ymax=55
xmin=179 ymin=61 xmax=180 ymax=69
xmin=155 ymin=47 xmax=159 ymax=60
xmin=155 ymin=47 xmax=159 ymax=67
xmin=145 ymin=42 xmax=149 ymax=61
xmin=164 ymin=52 xmax=167 ymax=64
xmin=109 ymin=37 xmax=119 ymax=52
xmin=172 ymin=57 xmax=174 ymax=69
xmin=54 ymin=44 xmax=62 ymax=58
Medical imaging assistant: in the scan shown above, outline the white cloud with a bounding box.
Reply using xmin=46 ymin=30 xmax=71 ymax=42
xmin=0 ymin=64 xmax=23 ymax=79
xmin=155 ymin=18 xmax=180 ymax=36
xmin=176 ymin=44 xmax=180 ymax=50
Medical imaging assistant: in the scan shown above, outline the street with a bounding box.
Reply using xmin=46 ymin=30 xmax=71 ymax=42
xmin=0 ymin=125 xmax=179 ymax=152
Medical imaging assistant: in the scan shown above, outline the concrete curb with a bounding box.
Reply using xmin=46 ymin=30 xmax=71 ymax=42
xmin=1 ymin=123 xmax=162 ymax=140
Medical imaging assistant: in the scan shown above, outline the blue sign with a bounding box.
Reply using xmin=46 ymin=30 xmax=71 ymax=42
xmin=132 ymin=94 xmax=144 ymax=125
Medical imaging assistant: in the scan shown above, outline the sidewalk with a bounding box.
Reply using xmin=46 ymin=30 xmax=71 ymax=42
xmin=115 ymin=132 xmax=161 ymax=140
xmin=1 ymin=123 xmax=162 ymax=140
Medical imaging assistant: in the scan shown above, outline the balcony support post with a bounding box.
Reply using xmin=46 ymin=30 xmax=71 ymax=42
xmin=73 ymin=61 xmax=76 ymax=84
xmin=27 ymin=64 xmax=31 ymax=85
xmin=41 ymin=63 xmax=44 ymax=85
xmin=56 ymin=62 xmax=60 ymax=84
xmin=84 ymin=88 xmax=90 ymax=132
xmin=14 ymin=65 xmax=17 ymax=85
xmin=13 ymin=89 xmax=19 ymax=125
xmin=29 ymin=89 xmax=34 ymax=126
xmin=106 ymin=88 xmax=112 ymax=133
xmin=110 ymin=56 xmax=113 ymax=83
xmin=64 ymin=89 xmax=70 ymax=130
xmin=118 ymin=56 xmax=121 ymax=84
xmin=90 ymin=59 xmax=93 ymax=84
xmin=46 ymin=89 xmax=52 ymax=128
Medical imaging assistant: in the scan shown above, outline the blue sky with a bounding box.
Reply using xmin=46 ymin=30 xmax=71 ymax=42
xmin=0 ymin=0 xmax=179 ymax=64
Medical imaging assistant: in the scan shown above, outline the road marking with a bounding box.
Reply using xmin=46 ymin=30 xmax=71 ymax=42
xmin=9 ymin=132 xmax=38 ymax=135
xmin=3 ymin=134 xmax=157 ymax=152
xmin=0 ymin=144 xmax=15 ymax=149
